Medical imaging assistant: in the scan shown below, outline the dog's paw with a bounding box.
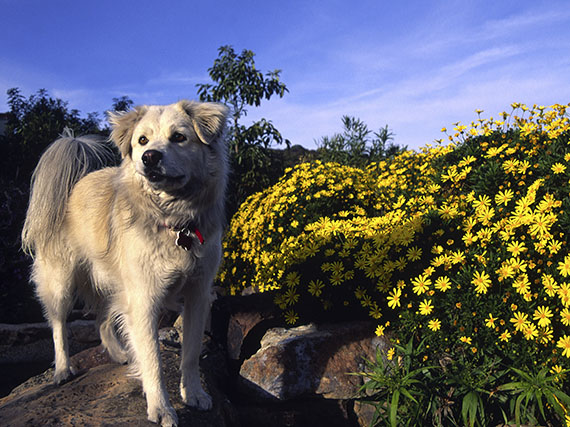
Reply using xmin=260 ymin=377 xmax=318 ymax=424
xmin=180 ymin=381 xmax=213 ymax=411
xmin=53 ymin=366 xmax=76 ymax=385
xmin=147 ymin=404 xmax=178 ymax=427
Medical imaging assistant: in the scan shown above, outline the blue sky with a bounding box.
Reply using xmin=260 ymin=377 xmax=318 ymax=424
xmin=1 ymin=0 xmax=569 ymax=150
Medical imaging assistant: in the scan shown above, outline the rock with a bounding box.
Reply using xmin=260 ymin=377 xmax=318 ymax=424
xmin=353 ymin=400 xmax=378 ymax=427
xmin=158 ymin=326 xmax=181 ymax=348
xmin=239 ymin=321 xmax=390 ymax=401
xmin=210 ymin=292 xmax=280 ymax=361
xmin=227 ymin=310 xmax=270 ymax=360
xmin=0 ymin=333 xmax=239 ymax=427
xmin=0 ymin=320 xmax=100 ymax=364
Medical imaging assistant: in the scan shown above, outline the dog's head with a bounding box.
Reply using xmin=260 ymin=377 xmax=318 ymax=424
xmin=108 ymin=101 xmax=228 ymax=193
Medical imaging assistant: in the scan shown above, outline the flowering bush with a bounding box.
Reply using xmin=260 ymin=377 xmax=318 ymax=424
xmin=220 ymin=104 xmax=570 ymax=421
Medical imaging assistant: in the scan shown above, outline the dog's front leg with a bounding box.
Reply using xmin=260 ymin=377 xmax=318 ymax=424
xmin=180 ymin=282 xmax=213 ymax=410
xmin=124 ymin=300 xmax=178 ymax=427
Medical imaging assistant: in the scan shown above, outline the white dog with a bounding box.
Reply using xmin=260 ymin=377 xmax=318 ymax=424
xmin=22 ymin=100 xmax=229 ymax=426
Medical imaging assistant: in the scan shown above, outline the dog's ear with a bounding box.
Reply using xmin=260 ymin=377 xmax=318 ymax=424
xmin=178 ymin=101 xmax=229 ymax=145
xmin=108 ymin=107 xmax=148 ymax=158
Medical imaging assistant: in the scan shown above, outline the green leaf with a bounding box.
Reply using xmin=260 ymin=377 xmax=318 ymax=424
xmin=462 ymin=391 xmax=479 ymax=427
xmin=399 ymin=387 xmax=418 ymax=404
xmin=535 ymin=390 xmax=546 ymax=421
xmin=390 ymin=390 xmax=400 ymax=427
xmin=514 ymin=393 xmax=525 ymax=426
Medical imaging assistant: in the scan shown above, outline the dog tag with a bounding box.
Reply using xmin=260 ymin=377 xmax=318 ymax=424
xmin=176 ymin=229 xmax=193 ymax=251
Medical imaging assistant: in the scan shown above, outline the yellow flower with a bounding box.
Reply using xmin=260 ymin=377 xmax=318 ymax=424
xmin=434 ymin=276 xmax=452 ymax=292
xmin=560 ymin=308 xmax=570 ymax=326
xmin=412 ymin=274 xmax=432 ymax=295
xmin=548 ymin=239 xmax=562 ymax=255
xmin=485 ymin=313 xmax=497 ymax=328
xmin=450 ymin=250 xmax=466 ymax=264
xmin=387 ymin=287 xmax=402 ymax=309
xmin=375 ymin=324 xmax=385 ymax=337
xmin=510 ymin=311 xmax=529 ymax=332
xmin=496 ymin=263 xmax=515 ymax=282
xmin=473 ymin=194 xmax=491 ymax=210
xmin=285 ymin=310 xmax=299 ymax=325
xmin=538 ymin=326 xmax=553 ymax=344
xmin=499 ymin=330 xmax=511 ymax=342
xmin=330 ymin=271 xmax=345 ymax=286
xmin=460 ymin=336 xmax=472 ymax=345
xmin=557 ymin=335 xmax=570 ymax=358
xmin=419 ymin=299 xmax=434 ymax=315
xmin=329 ymin=261 xmax=344 ymax=275
xmin=387 ymin=347 xmax=395 ymax=360
xmin=522 ymin=323 xmax=538 ymax=341
xmin=551 ymin=163 xmax=566 ymax=174
xmin=550 ymin=364 xmax=566 ymax=382
xmin=532 ymin=306 xmax=553 ymax=327
xmin=542 ymin=274 xmax=559 ymax=297
xmin=369 ymin=303 xmax=382 ymax=319
xmin=558 ymin=255 xmax=570 ymax=277
xmin=428 ymin=318 xmax=441 ymax=331
xmin=284 ymin=272 xmax=299 ymax=289
xmin=550 ymin=364 xmax=563 ymax=375
xmin=472 ymin=270 xmax=491 ymax=294
xmin=283 ymin=287 xmax=299 ymax=306
xmin=308 ymin=279 xmax=324 ymax=297
xmin=507 ymin=241 xmax=527 ymax=257
xmin=406 ymin=246 xmax=422 ymax=261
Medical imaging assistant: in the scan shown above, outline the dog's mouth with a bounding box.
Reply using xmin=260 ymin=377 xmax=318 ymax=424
xmin=145 ymin=171 xmax=185 ymax=183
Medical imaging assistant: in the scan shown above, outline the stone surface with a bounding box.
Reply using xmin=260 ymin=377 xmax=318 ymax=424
xmin=1 ymin=294 xmax=384 ymax=427
xmin=227 ymin=311 xmax=268 ymax=360
xmin=212 ymin=292 xmax=280 ymax=361
xmin=0 ymin=320 xmax=100 ymax=364
xmin=0 ymin=334 xmax=238 ymax=427
xmin=239 ymin=321 xmax=390 ymax=401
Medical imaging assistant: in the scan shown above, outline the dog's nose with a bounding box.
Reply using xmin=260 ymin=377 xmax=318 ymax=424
xmin=142 ymin=150 xmax=163 ymax=167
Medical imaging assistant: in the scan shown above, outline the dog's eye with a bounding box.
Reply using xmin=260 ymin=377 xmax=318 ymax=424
xmin=170 ymin=132 xmax=186 ymax=143
xmin=139 ymin=136 xmax=149 ymax=145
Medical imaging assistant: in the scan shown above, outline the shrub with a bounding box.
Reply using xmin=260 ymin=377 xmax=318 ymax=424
xmin=221 ymin=104 xmax=570 ymax=400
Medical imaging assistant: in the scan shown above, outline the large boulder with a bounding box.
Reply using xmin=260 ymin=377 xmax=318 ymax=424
xmin=0 ymin=333 xmax=238 ymax=426
xmin=239 ymin=321 xmax=390 ymax=401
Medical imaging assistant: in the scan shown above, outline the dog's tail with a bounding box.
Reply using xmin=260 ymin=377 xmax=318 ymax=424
xmin=22 ymin=128 xmax=118 ymax=257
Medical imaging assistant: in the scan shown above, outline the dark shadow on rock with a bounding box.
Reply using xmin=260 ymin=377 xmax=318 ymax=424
xmin=0 ymin=338 xmax=240 ymax=427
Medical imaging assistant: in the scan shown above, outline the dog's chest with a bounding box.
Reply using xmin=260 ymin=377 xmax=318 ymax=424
xmin=147 ymin=228 xmax=200 ymax=274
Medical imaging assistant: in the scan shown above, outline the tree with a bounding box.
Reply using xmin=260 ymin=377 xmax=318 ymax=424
xmin=111 ymin=96 xmax=134 ymax=113
xmin=196 ymin=45 xmax=290 ymax=212
xmin=2 ymin=88 xmax=102 ymax=181
xmin=196 ymin=45 xmax=289 ymax=154
xmin=317 ymin=116 xmax=405 ymax=168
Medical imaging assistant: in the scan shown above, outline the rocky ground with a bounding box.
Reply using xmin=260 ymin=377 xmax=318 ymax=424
xmin=0 ymin=293 xmax=386 ymax=426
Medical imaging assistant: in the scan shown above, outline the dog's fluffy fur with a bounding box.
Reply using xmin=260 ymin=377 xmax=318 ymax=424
xmin=22 ymin=100 xmax=229 ymax=426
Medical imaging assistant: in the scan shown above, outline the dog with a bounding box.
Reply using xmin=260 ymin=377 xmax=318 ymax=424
xmin=21 ymin=100 xmax=229 ymax=426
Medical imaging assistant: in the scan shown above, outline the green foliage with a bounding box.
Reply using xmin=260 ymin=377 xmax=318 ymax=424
xmin=221 ymin=103 xmax=570 ymax=425
xmin=196 ymin=45 xmax=288 ymax=131
xmin=196 ymin=45 xmax=290 ymax=212
xmin=111 ymin=95 xmax=134 ymax=113
xmin=355 ymin=343 xmax=570 ymax=426
xmin=317 ymin=115 xmax=405 ymax=168
xmin=0 ymin=181 xmax=44 ymax=323
xmin=356 ymin=337 xmax=437 ymax=426
xmin=2 ymin=88 xmax=103 ymax=181
xmin=499 ymin=366 xmax=570 ymax=426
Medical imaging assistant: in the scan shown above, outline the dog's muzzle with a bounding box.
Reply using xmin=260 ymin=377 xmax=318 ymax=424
xmin=141 ymin=150 xmax=184 ymax=183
